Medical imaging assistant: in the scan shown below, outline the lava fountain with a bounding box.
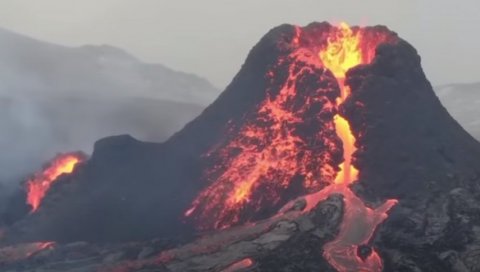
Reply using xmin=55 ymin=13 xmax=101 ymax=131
xmin=26 ymin=153 xmax=85 ymax=212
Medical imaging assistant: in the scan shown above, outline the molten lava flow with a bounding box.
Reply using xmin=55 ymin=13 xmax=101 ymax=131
xmin=186 ymin=22 xmax=398 ymax=272
xmin=323 ymin=190 xmax=397 ymax=271
xmin=26 ymin=153 xmax=85 ymax=212
xmin=0 ymin=242 xmax=55 ymax=263
xmin=186 ymin=49 xmax=340 ymax=229
xmin=26 ymin=242 xmax=55 ymax=257
xmin=333 ymin=115 xmax=358 ymax=185
xmin=315 ymin=23 xmax=397 ymax=272
xmin=320 ymin=22 xmax=361 ymax=186
xmin=222 ymin=258 xmax=254 ymax=272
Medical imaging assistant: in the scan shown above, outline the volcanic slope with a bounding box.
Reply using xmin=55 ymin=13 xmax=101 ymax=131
xmin=3 ymin=22 xmax=480 ymax=272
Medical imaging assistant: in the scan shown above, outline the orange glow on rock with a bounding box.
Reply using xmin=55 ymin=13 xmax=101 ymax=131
xmin=0 ymin=241 xmax=55 ymax=263
xmin=26 ymin=153 xmax=85 ymax=212
xmin=186 ymin=22 xmax=398 ymax=272
xmin=185 ymin=50 xmax=340 ymax=229
xmin=26 ymin=242 xmax=55 ymax=257
xmin=222 ymin=258 xmax=254 ymax=272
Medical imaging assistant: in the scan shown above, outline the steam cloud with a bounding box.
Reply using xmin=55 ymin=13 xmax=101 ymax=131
xmin=0 ymin=28 xmax=217 ymax=210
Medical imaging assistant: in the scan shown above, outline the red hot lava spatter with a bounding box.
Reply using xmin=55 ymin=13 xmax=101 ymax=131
xmin=26 ymin=153 xmax=85 ymax=212
xmin=186 ymin=34 xmax=342 ymax=229
xmin=222 ymin=258 xmax=254 ymax=272
xmin=0 ymin=242 xmax=55 ymax=263
xmin=186 ymin=23 xmax=398 ymax=271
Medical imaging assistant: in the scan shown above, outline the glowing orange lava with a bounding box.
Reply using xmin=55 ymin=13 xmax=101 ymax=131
xmin=0 ymin=242 xmax=55 ymax=263
xmin=186 ymin=22 xmax=398 ymax=272
xmin=26 ymin=153 xmax=84 ymax=212
xmin=320 ymin=23 xmax=361 ymax=186
xmin=26 ymin=242 xmax=55 ymax=257
xmin=316 ymin=22 xmax=397 ymax=272
xmin=186 ymin=48 xmax=339 ymax=229
xmin=333 ymin=115 xmax=358 ymax=185
xmin=222 ymin=258 xmax=254 ymax=272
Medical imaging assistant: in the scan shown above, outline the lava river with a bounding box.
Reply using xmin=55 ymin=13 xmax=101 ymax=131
xmin=187 ymin=23 xmax=398 ymax=272
xmin=316 ymin=23 xmax=398 ymax=271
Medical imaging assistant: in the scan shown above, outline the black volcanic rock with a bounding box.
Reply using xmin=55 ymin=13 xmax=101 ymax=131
xmin=165 ymin=24 xmax=300 ymax=156
xmin=341 ymin=38 xmax=480 ymax=272
xmin=2 ymin=21 xmax=480 ymax=272
xmin=0 ymin=195 xmax=343 ymax=272
xmin=1 ymin=24 xmax=302 ymax=244
xmin=344 ymin=41 xmax=480 ymax=200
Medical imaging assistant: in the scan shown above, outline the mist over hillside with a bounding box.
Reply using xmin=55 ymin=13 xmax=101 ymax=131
xmin=0 ymin=27 xmax=219 ymax=104
xmin=435 ymin=83 xmax=480 ymax=141
xmin=0 ymin=27 xmax=216 ymax=187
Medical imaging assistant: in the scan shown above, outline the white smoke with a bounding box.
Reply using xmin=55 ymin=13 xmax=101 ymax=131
xmin=0 ymin=28 xmax=216 ymax=193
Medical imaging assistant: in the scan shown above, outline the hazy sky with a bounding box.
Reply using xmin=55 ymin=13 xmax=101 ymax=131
xmin=0 ymin=0 xmax=478 ymax=88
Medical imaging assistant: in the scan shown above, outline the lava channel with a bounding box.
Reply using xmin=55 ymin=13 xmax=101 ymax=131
xmin=311 ymin=22 xmax=398 ymax=272
xmin=26 ymin=152 xmax=85 ymax=212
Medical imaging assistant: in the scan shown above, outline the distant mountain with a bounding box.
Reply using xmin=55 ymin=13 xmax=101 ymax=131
xmin=0 ymin=27 xmax=219 ymax=104
xmin=436 ymin=83 xmax=480 ymax=141
xmin=0 ymin=27 xmax=216 ymax=183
